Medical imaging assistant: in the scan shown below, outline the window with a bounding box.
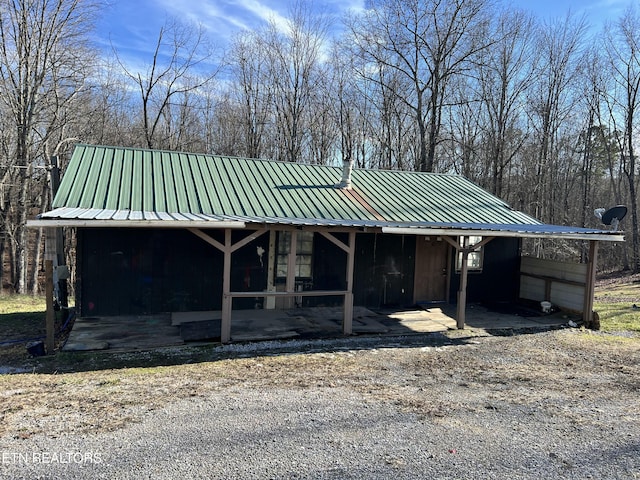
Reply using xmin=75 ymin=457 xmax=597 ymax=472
xmin=456 ymin=236 xmax=484 ymax=272
xmin=276 ymin=231 xmax=314 ymax=280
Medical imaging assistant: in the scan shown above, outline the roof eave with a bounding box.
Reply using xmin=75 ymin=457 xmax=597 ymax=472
xmin=26 ymin=219 xmax=247 ymax=229
xmin=381 ymin=226 xmax=625 ymax=242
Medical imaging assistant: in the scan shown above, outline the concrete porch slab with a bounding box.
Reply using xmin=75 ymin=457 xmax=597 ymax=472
xmin=62 ymin=303 xmax=576 ymax=352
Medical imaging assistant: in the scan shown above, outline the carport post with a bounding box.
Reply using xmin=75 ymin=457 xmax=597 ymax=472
xmin=456 ymin=249 xmax=469 ymax=329
xmin=442 ymin=236 xmax=469 ymax=329
xmin=444 ymin=235 xmax=494 ymax=329
xmin=583 ymin=240 xmax=599 ymax=324
xmin=343 ymin=231 xmax=356 ymax=335
xmin=221 ymin=229 xmax=232 ymax=343
xmin=45 ymin=260 xmax=55 ymax=353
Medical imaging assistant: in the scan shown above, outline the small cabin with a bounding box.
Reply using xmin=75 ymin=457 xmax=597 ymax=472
xmin=28 ymin=145 xmax=623 ymax=343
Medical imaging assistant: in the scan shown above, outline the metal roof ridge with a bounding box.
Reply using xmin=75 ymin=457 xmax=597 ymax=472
xmin=75 ymin=144 xmax=472 ymax=179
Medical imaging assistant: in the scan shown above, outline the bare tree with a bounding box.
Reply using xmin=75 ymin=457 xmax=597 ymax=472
xmin=0 ymin=0 xmax=97 ymax=293
xmin=348 ymin=0 xmax=490 ymax=172
xmin=262 ymin=1 xmax=330 ymax=163
xmin=475 ymin=8 xmax=537 ymax=197
xmin=226 ymin=30 xmax=273 ymax=159
xmin=115 ymin=18 xmax=218 ymax=150
xmin=525 ymin=13 xmax=587 ymax=226
xmin=603 ymin=5 xmax=640 ymax=272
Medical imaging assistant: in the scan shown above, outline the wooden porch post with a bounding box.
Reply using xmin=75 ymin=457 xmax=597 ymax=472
xmin=343 ymin=231 xmax=356 ymax=335
xmin=221 ymin=229 xmax=232 ymax=343
xmin=45 ymin=260 xmax=55 ymax=354
xmin=583 ymin=240 xmax=599 ymax=324
xmin=443 ymin=235 xmax=494 ymax=330
xmin=265 ymin=230 xmax=277 ymax=309
xmin=286 ymin=230 xmax=297 ymax=308
xmin=456 ymin=249 xmax=469 ymax=329
xmin=189 ymin=227 xmax=269 ymax=343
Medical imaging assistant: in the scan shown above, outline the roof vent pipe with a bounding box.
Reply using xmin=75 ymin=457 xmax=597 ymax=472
xmin=335 ymin=158 xmax=353 ymax=189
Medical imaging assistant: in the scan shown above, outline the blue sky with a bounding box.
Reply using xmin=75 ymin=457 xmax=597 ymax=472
xmin=516 ymin=0 xmax=629 ymax=25
xmin=98 ymin=0 xmax=365 ymax=64
xmin=96 ymin=0 xmax=632 ymax=64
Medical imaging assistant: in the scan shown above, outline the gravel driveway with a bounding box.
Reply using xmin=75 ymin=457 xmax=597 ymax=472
xmin=0 ymin=329 xmax=638 ymax=479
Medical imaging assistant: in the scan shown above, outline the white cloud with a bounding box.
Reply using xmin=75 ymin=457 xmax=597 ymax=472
xmin=233 ymin=0 xmax=290 ymax=31
xmin=150 ymin=0 xmax=290 ymax=36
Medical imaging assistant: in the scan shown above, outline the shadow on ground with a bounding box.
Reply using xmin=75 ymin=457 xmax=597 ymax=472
xmin=8 ymin=323 xmax=569 ymax=375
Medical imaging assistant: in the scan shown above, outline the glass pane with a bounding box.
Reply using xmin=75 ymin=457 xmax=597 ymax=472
xmin=468 ymin=252 xmax=482 ymax=269
xmin=299 ymin=240 xmax=313 ymax=254
xmin=278 ymin=232 xmax=291 ymax=254
xmin=297 ymin=264 xmax=312 ymax=278
xmin=275 ymin=231 xmax=314 ymax=279
xmin=457 ymin=251 xmax=483 ymax=271
xmin=276 ymin=254 xmax=288 ymax=277
xmin=297 ymin=254 xmax=312 ymax=266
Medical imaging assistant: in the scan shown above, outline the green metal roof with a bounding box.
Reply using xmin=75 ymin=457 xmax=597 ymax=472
xmin=47 ymin=144 xmax=538 ymax=225
xmin=29 ymin=144 xmax=623 ymax=241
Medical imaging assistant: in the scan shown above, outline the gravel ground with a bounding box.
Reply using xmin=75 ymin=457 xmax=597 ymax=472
xmin=0 ymin=328 xmax=638 ymax=479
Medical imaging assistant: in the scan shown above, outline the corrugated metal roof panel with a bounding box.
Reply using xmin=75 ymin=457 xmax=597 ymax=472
xmin=44 ymin=145 xmax=619 ymax=240
xmin=36 ymin=207 xmax=622 ymax=238
xmin=32 ymin=207 xmax=622 ymax=241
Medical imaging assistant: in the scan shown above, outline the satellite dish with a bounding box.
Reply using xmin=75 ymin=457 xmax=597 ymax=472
xmin=600 ymin=205 xmax=627 ymax=231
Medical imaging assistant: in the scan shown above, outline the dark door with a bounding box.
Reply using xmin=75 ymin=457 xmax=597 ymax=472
xmin=413 ymin=237 xmax=449 ymax=303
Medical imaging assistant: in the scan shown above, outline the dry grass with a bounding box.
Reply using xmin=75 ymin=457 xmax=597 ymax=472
xmin=0 ymin=272 xmax=638 ymax=441
xmin=0 ymin=295 xmax=46 ymax=339
xmin=0 ymin=329 xmax=638 ymax=441
xmin=594 ymin=271 xmax=640 ymax=332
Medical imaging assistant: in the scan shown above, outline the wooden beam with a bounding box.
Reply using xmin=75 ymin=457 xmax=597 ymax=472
xmin=230 ymin=228 xmax=268 ymax=253
xmin=229 ymin=290 xmax=349 ymax=297
xmin=189 ymin=227 xmax=268 ymax=253
xmin=319 ymin=231 xmax=350 ymax=253
xmin=45 ymin=260 xmax=55 ymax=354
xmin=456 ymin=250 xmax=469 ymax=329
xmin=286 ymin=230 xmax=297 ymax=308
xmin=266 ymin=230 xmax=277 ymax=309
xmin=442 ymin=235 xmax=495 ymax=251
xmin=221 ymin=229 xmax=232 ymax=343
xmin=583 ymin=240 xmax=599 ymax=324
xmin=343 ymin=231 xmax=356 ymax=335
xmin=442 ymin=236 xmax=459 ymax=249
xmin=188 ymin=228 xmax=227 ymax=252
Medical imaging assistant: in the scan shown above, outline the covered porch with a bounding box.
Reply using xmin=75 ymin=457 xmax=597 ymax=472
xmin=62 ymin=302 xmax=577 ymax=352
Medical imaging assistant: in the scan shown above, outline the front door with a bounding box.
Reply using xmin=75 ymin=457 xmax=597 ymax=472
xmin=413 ymin=237 xmax=449 ymax=303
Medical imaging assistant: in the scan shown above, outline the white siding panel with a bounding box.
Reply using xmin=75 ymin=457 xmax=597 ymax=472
xmin=520 ymin=256 xmax=587 ymax=283
xmin=520 ymin=256 xmax=587 ymax=313
xmin=520 ymin=275 xmax=546 ymax=301
xmin=550 ymin=283 xmax=585 ymax=312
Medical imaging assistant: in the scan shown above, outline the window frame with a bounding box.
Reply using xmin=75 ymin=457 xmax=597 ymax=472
xmin=275 ymin=231 xmax=314 ymax=282
xmin=455 ymin=235 xmax=484 ymax=273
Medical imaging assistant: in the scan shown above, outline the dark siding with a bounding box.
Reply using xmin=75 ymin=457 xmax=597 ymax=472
xmin=230 ymin=230 xmax=269 ymax=309
xmin=305 ymin=232 xmax=347 ymax=307
xmin=79 ymin=228 xmax=223 ymax=316
xmin=449 ymin=237 xmax=521 ymax=303
xmin=353 ymin=233 xmax=416 ymax=309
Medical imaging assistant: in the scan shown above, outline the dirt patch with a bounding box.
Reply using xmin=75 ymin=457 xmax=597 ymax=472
xmin=0 ymin=328 xmax=638 ymax=441
xmin=1 ymin=272 xmax=638 ymax=449
xmin=596 ymin=270 xmax=640 ymax=289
